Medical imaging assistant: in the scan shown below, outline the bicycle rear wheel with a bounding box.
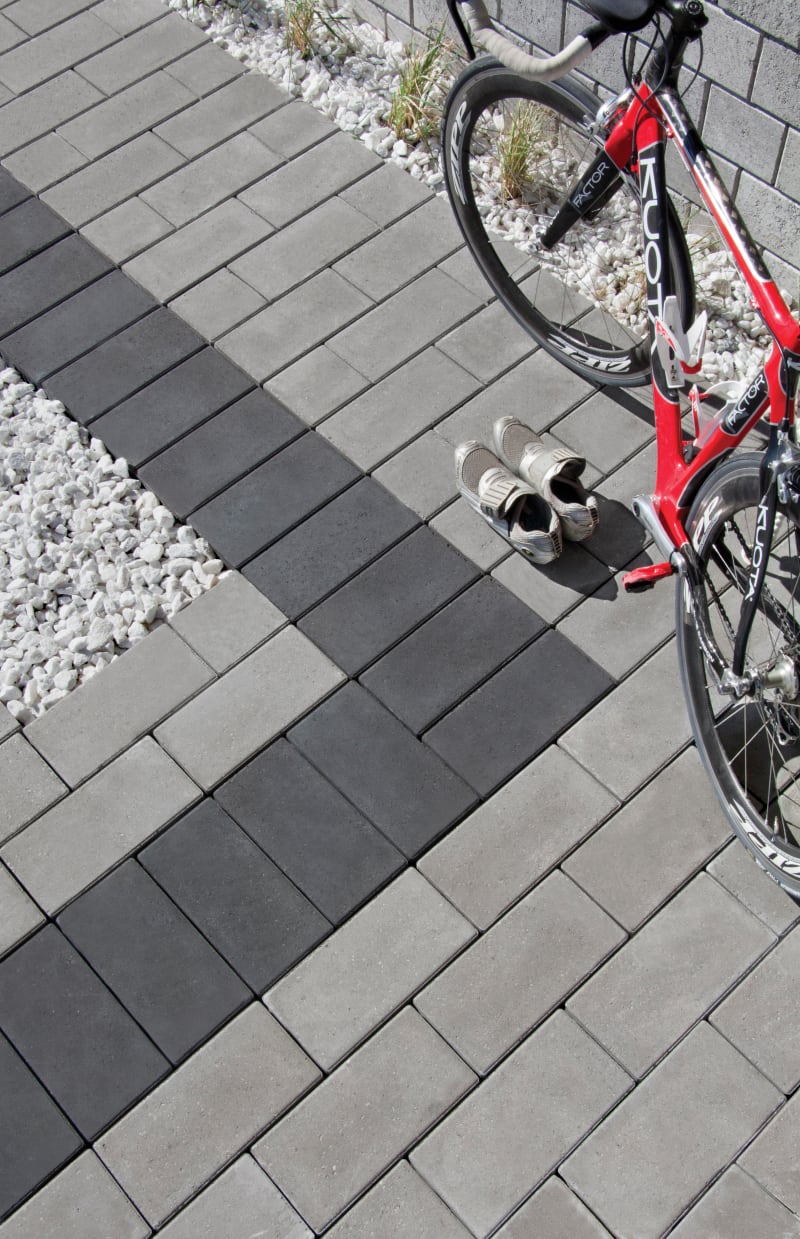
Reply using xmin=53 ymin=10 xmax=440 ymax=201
xmin=677 ymin=452 xmax=800 ymax=897
xmin=441 ymin=57 xmax=694 ymax=387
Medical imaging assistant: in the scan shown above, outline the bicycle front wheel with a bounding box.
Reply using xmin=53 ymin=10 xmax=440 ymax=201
xmin=441 ymin=58 xmax=694 ymax=387
xmin=677 ymin=452 xmax=800 ymax=897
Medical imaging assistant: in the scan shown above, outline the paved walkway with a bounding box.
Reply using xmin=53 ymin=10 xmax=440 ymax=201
xmin=0 ymin=2 xmax=799 ymax=1236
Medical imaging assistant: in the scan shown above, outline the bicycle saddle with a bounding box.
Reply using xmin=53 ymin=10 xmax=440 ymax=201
xmin=579 ymin=0 xmax=661 ymax=32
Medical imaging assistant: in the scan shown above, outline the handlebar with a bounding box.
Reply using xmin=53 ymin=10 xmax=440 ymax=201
xmin=457 ymin=0 xmax=606 ymax=79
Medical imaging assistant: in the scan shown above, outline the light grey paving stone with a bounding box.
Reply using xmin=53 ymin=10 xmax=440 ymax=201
xmin=163 ymin=42 xmax=245 ymax=97
xmin=169 ymin=573 xmax=285 ymax=673
xmin=430 ymin=499 xmax=512 ymax=572
xmin=420 ymin=747 xmax=617 ymax=929
xmin=1 ymin=738 xmax=200 ymax=915
xmin=339 ymin=161 xmax=433 ymax=225
xmin=253 ymin=1008 xmax=476 ymax=1233
xmin=169 ymin=268 xmax=265 ymax=341
xmin=0 ymin=13 xmax=25 ymax=53
xmin=320 ymin=347 xmax=479 ymax=470
xmin=0 ymin=1149 xmax=150 ymax=1239
xmin=141 ymin=132 xmax=280 ymax=227
xmin=41 ymin=132 xmax=185 ymax=227
xmin=92 ymin=0 xmax=166 ymax=36
xmin=559 ymin=640 xmax=690 ymax=800
xmin=123 ymin=199 xmax=273 ymax=302
xmin=437 ymin=298 xmax=536 ymax=384
xmin=24 ymin=625 xmax=213 ymax=788
xmin=155 ymin=627 xmax=344 ymax=791
xmin=57 ymin=70 xmax=195 ymax=159
xmin=492 ymin=541 xmax=611 ymax=626
xmin=739 ymin=1093 xmax=800 ymax=1215
xmin=410 ymin=1012 xmax=631 ymax=1238
xmin=568 ymin=873 xmax=775 ymax=1078
xmin=157 ymin=1156 xmax=310 ymax=1239
xmin=266 ymin=869 xmax=475 ymax=1070
xmin=438 ymin=241 xmax=524 ymax=301
xmin=326 ymin=1161 xmax=471 ymax=1239
xmin=0 ymin=863 xmax=44 ymax=958
xmin=0 ymin=11 xmax=117 ymax=94
xmin=561 ymin=1022 xmax=783 ymax=1239
xmin=77 ymin=12 xmax=208 ymax=94
xmin=495 ymin=1177 xmax=613 ymax=1238
xmin=96 ymin=1004 xmax=320 ymax=1229
xmin=372 ymin=430 xmax=458 ymax=520
xmin=563 ymin=749 xmax=729 ymax=931
xmin=1 ymin=0 xmax=96 ymax=36
xmin=240 ymin=130 xmax=380 ymax=227
xmin=0 ymin=706 xmax=17 ymax=741
xmin=265 ymin=345 xmax=369 ymax=426
xmin=0 ymin=71 xmax=103 ymax=157
xmin=553 ymin=388 xmax=654 ymax=474
xmin=710 ymin=929 xmax=800 ymax=1092
xmin=154 ymin=71 xmax=287 ymax=158
xmin=0 ymin=82 xmax=10 ymax=104
xmin=415 ymin=870 xmax=626 ymax=1074
xmin=2 ymin=132 xmax=87 ymax=191
xmin=81 ymin=197 xmax=173 ymax=264
xmin=249 ymin=98 xmax=337 ymax=158
xmin=229 ymin=196 xmax=376 ymax=300
xmin=327 ymin=268 xmax=480 ymax=382
xmin=584 ymin=439 xmax=656 ymax=569
xmin=0 ymin=733 xmax=67 ymax=845
xmin=709 ymin=841 xmax=800 ymax=935
xmin=217 ymin=270 xmax=371 ymax=383
xmin=333 ymin=197 xmax=461 ymax=301
xmin=671 ymin=1164 xmax=800 ymax=1239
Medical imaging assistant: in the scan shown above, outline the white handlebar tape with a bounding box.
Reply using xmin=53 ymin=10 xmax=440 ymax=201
xmin=461 ymin=0 xmax=594 ymax=79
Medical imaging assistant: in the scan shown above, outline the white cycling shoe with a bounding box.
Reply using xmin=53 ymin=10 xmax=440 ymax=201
xmin=455 ymin=440 xmax=562 ymax=563
xmin=492 ymin=415 xmax=599 ymax=542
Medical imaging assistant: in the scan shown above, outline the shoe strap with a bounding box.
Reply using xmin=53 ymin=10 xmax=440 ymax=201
xmin=520 ymin=443 xmax=586 ymax=493
xmin=477 ymin=467 xmax=536 ymax=519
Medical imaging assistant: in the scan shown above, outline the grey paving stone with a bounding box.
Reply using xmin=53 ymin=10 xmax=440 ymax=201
xmin=0 ymin=71 xmax=103 ymax=157
xmin=671 ymin=1164 xmax=800 ymax=1239
xmin=249 ymin=97 xmax=336 ymax=157
xmin=0 ymin=924 xmax=169 ymax=1139
xmin=124 ymin=199 xmax=273 ymax=302
xmin=266 ymin=869 xmax=474 ymax=1069
xmin=416 ymin=870 xmax=625 ymax=1074
xmin=0 ymin=1032 xmax=81 ymax=1222
xmin=0 ymin=234 xmax=108 ymax=337
xmin=91 ymin=346 xmax=255 ymax=467
xmin=0 ymin=11 xmax=25 ymax=50
xmin=215 ymin=738 xmax=404 ymax=924
xmin=0 ymin=708 xmax=17 ymax=742
xmin=253 ymin=1008 xmax=476 ymax=1233
xmin=326 ymin=1161 xmax=471 ymax=1239
xmin=154 ymin=71 xmax=287 ymax=158
xmin=0 ymin=1149 xmax=150 ymax=1239
xmin=240 ymin=130 xmax=379 ymax=227
xmin=339 ymin=161 xmax=433 ymax=225
xmin=2 ymin=737 xmax=201 ymax=915
xmin=140 ymin=798 xmax=330 ymax=991
xmin=189 ymin=431 xmax=360 ymax=567
xmin=0 ymin=11 xmax=116 ymax=94
xmin=58 ymin=860 xmax=250 ymax=1065
xmin=93 ymin=0 xmax=166 ymax=35
xmin=739 ymin=1092 xmax=800 ymax=1215
xmin=563 ymin=749 xmax=729 ymax=931
xmin=583 ymin=440 xmax=655 ymax=570
xmin=264 ymin=345 xmax=369 ymax=425
xmin=431 ymin=499 xmax=512 ymax=572
xmin=155 ymin=626 xmax=345 ymax=790
xmin=77 ymin=12 xmax=207 ymax=94
xmin=327 ymin=268 xmax=480 ymax=381
xmin=44 ymin=308 xmax=204 ymax=425
xmin=169 ymin=268 xmax=265 ymax=341
xmin=289 ymin=682 xmax=478 ymax=857
xmin=495 ymin=1177 xmax=613 ymax=1238
xmin=568 ymin=873 xmax=775 ymax=1078
xmin=561 ymin=1022 xmax=783 ymax=1239
xmin=169 ymin=573 xmax=285 ymax=674
xmin=0 ymin=733 xmax=66 ymax=845
xmin=410 ymin=1012 xmax=630 ymax=1238
xmin=298 ymin=525 xmax=478 ymax=674
xmin=0 ymin=198 xmax=69 ymax=275
xmin=96 ymin=1004 xmax=321 ymax=1228
xmin=58 ymin=70 xmax=195 ymax=159
xmin=553 ymin=387 xmax=654 ymax=474
xmin=333 ymin=197 xmax=461 ymax=301
xmin=142 ymin=132 xmax=280 ymax=227
xmin=0 ymin=863 xmax=43 ymax=958
xmin=708 ymin=841 xmax=800 ymax=935
xmin=2 ymin=132 xmax=87 ymax=191
xmin=0 ymin=167 xmax=27 ymax=213
xmin=80 ymin=197 xmax=174 ymax=264
xmin=243 ymin=477 xmax=418 ymax=619
xmin=560 ymin=639 xmax=690 ymax=800
xmin=158 ymin=1155 xmax=310 ymax=1239
xmin=425 ymin=630 xmax=614 ymax=798
xmin=492 ymin=542 xmax=611 ymax=626
xmin=217 ymin=268 xmax=372 ymax=382
xmin=24 ymin=625 xmax=212 ymax=787
xmin=0 ymin=270 xmax=155 ymax=382
xmin=372 ymin=428 xmax=459 ymax=519
xmin=320 ymin=346 xmax=479 ymax=470
xmin=2 ymin=0 xmax=96 ymax=36
xmin=437 ymin=297 xmax=536 ymax=384
xmin=419 ymin=745 xmax=618 ymax=930
xmin=41 ymin=132 xmax=185 ymax=227
xmin=163 ymin=41 xmax=245 ymax=97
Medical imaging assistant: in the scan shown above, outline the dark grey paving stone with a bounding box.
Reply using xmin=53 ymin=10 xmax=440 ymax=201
xmin=44 ymin=309 xmax=204 ymax=425
xmin=0 ymin=925 xmax=169 ymax=1139
xmin=361 ymin=578 xmax=545 ymax=733
xmin=0 ymin=1031 xmax=82 ymax=1222
xmin=243 ymin=478 xmax=419 ymax=618
xmin=299 ymin=527 xmax=479 ymax=675
xmin=139 ymin=798 xmax=331 ymax=991
xmin=0 ymin=168 xmax=29 ymax=215
xmin=0 ymin=198 xmax=70 ymax=275
xmin=425 ymin=631 xmax=614 ymax=797
xmin=189 ymin=433 xmax=360 ymax=568
xmin=58 ymin=860 xmax=251 ymax=1065
xmin=91 ymin=347 xmax=256 ymax=467
xmin=0 ymin=271 xmax=156 ymax=382
xmin=0 ymin=233 xmax=113 ymax=338
xmin=289 ymin=683 xmax=478 ymax=858
xmin=138 ymin=388 xmax=305 ymax=518
xmin=216 ymin=738 xmax=405 ymax=924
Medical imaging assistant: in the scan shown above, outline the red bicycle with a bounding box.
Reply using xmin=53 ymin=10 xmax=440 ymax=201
xmin=442 ymin=0 xmax=800 ymax=894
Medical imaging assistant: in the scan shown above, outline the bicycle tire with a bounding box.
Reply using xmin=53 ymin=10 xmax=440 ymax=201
xmin=441 ymin=57 xmax=695 ymax=387
xmin=677 ymin=451 xmax=800 ymax=897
